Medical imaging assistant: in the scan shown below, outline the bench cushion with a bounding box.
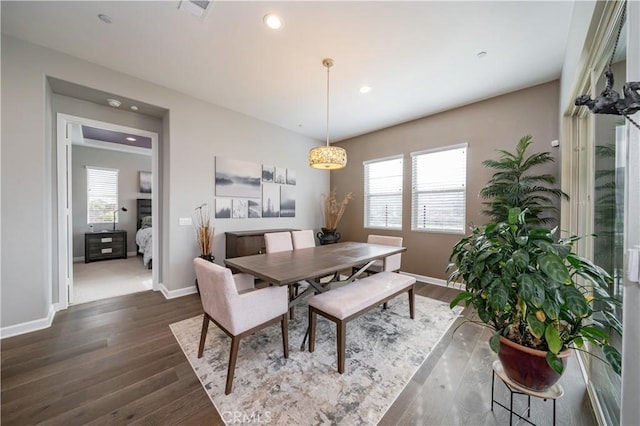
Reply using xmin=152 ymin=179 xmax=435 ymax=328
xmin=308 ymin=272 xmax=416 ymax=320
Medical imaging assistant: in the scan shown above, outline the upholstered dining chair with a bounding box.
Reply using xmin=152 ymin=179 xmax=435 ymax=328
xmin=366 ymin=234 xmax=403 ymax=273
xmin=264 ymin=231 xmax=298 ymax=318
xmin=291 ymin=229 xmax=316 ymax=249
xmin=264 ymin=231 xmax=293 ymax=253
xmin=193 ymin=258 xmax=289 ymax=395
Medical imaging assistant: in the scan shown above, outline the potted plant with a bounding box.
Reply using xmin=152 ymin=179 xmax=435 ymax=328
xmin=447 ymin=207 xmax=622 ymax=391
xmin=193 ymin=203 xmax=215 ymax=262
xmin=318 ymin=188 xmax=354 ymax=245
xmin=479 ymin=134 xmax=568 ymax=225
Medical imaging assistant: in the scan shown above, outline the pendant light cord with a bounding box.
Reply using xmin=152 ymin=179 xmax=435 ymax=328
xmin=325 ymin=60 xmax=331 ymax=147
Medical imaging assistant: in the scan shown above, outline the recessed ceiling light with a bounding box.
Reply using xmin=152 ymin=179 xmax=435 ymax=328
xmin=130 ymin=105 xmax=139 ymax=111
xmin=98 ymin=14 xmax=112 ymax=24
xmin=359 ymin=86 xmax=372 ymax=94
xmin=477 ymin=51 xmax=487 ymax=59
xmin=126 ymin=137 xmax=137 ymax=142
xmin=106 ymin=99 xmax=121 ymax=108
xmin=263 ymin=13 xmax=282 ymax=30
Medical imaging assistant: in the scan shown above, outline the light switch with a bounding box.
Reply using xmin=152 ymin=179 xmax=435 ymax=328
xmin=179 ymin=217 xmax=192 ymax=226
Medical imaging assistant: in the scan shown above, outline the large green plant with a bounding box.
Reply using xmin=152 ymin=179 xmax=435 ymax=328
xmin=480 ymin=135 xmax=568 ymax=225
xmin=447 ymin=208 xmax=622 ymax=375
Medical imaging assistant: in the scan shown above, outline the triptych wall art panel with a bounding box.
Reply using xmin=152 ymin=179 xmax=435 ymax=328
xmin=214 ymin=157 xmax=296 ymax=219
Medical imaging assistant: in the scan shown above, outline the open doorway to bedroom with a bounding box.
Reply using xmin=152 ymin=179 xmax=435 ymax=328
xmin=53 ymin=81 xmax=162 ymax=308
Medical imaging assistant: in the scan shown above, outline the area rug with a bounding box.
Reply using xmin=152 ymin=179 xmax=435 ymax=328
xmin=170 ymin=296 xmax=462 ymax=425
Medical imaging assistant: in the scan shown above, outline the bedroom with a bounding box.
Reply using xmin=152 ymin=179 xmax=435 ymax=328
xmin=67 ymin=104 xmax=157 ymax=304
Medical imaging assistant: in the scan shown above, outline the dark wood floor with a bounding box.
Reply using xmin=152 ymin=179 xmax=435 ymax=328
xmin=1 ymin=283 xmax=596 ymax=425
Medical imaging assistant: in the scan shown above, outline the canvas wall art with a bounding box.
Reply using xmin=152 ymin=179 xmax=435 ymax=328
xmin=215 ymin=199 xmax=231 ymax=219
xmin=280 ymin=185 xmax=295 ymax=217
xmin=232 ymin=199 xmax=248 ymax=219
xmin=274 ymin=167 xmax=286 ymax=184
xmin=286 ymin=169 xmax=296 ymax=185
xmin=248 ymin=200 xmax=261 ymax=218
xmin=215 ymin=157 xmax=261 ymax=198
xmin=262 ymin=165 xmax=274 ymax=182
xmin=262 ymin=183 xmax=280 ymax=217
xmin=139 ymin=171 xmax=152 ymax=193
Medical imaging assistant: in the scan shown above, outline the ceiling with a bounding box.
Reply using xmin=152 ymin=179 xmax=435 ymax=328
xmin=1 ymin=1 xmax=575 ymax=142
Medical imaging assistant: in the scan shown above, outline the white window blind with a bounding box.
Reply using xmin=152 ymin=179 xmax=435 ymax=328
xmin=87 ymin=166 xmax=119 ymax=224
xmin=364 ymin=156 xmax=403 ymax=229
xmin=411 ymin=144 xmax=467 ymax=233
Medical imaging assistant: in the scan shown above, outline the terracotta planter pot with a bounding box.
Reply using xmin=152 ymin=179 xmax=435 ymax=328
xmin=498 ymin=336 xmax=572 ymax=391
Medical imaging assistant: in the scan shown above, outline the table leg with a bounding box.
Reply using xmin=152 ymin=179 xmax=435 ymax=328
xmin=491 ymin=370 xmax=495 ymax=411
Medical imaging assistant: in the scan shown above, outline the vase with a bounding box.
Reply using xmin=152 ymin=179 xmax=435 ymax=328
xmin=317 ymin=228 xmax=341 ymax=245
xmin=498 ymin=336 xmax=572 ymax=391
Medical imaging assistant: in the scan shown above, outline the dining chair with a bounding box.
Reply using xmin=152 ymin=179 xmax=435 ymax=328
xmin=291 ymin=229 xmax=316 ymax=249
xmin=193 ymin=258 xmax=289 ymax=395
xmin=264 ymin=231 xmax=293 ymax=253
xmin=366 ymin=235 xmax=403 ymax=273
xmin=264 ymin=231 xmax=298 ymax=318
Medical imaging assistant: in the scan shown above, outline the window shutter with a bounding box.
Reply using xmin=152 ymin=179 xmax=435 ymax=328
xmin=364 ymin=156 xmax=403 ymax=230
xmin=411 ymin=144 xmax=467 ymax=233
xmin=87 ymin=166 xmax=119 ymax=224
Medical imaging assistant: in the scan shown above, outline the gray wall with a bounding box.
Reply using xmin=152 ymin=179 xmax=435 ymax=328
xmin=71 ymin=145 xmax=152 ymax=258
xmin=332 ymin=81 xmax=561 ymax=280
xmin=1 ymin=35 xmax=328 ymax=329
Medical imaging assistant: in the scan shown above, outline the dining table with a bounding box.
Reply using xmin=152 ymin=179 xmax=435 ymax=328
xmin=224 ymin=241 xmax=407 ymax=348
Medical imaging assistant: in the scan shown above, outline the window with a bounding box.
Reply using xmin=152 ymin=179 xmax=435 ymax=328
xmin=363 ymin=156 xmax=403 ymax=229
xmin=411 ymin=144 xmax=467 ymax=233
xmin=87 ymin=166 xmax=119 ymax=224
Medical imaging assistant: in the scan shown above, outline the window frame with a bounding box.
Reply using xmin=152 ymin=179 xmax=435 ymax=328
xmin=411 ymin=143 xmax=467 ymax=234
xmin=363 ymin=154 xmax=404 ymax=230
xmin=86 ymin=166 xmax=120 ymax=224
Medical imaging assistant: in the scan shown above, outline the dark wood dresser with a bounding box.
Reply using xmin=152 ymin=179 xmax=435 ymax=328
xmin=225 ymin=229 xmax=298 ymax=259
xmin=85 ymin=230 xmax=128 ymax=263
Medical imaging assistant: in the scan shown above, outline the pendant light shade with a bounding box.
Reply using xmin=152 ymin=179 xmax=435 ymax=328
xmin=309 ymin=58 xmax=347 ymax=170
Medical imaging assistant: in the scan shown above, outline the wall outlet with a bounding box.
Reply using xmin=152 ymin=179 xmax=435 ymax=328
xmin=179 ymin=217 xmax=192 ymax=226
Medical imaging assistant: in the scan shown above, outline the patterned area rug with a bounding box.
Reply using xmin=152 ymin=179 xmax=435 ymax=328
xmin=170 ymin=295 xmax=462 ymax=425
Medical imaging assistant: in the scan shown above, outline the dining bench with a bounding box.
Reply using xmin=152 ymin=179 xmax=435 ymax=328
xmin=307 ymin=271 xmax=416 ymax=373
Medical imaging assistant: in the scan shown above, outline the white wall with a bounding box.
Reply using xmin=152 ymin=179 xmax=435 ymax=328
xmin=1 ymin=35 xmax=328 ymax=330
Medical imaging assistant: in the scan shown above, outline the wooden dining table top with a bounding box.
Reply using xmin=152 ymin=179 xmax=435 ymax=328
xmin=223 ymin=241 xmax=406 ymax=286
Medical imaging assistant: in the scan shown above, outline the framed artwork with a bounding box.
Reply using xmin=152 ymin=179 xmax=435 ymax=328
xmin=248 ymin=199 xmax=261 ymax=218
xmin=262 ymin=183 xmax=280 ymax=217
xmin=215 ymin=157 xmax=261 ymax=198
xmin=232 ymin=199 xmax=248 ymax=219
xmin=280 ymin=185 xmax=295 ymax=217
xmin=262 ymin=165 xmax=274 ymax=182
xmin=274 ymin=167 xmax=286 ymax=184
xmin=286 ymin=169 xmax=296 ymax=185
xmin=215 ymin=198 xmax=231 ymax=219
xmin=139 ymin=171 xmax=152 ymax=193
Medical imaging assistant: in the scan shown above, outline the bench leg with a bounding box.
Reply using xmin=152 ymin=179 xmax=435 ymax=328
xmin=337 ymin=320 xmax=346 ymax=374
xmin=408 ymin=286 xmax=415 ymax=319
xmin=309 ymin=307 xmax=317 ymax=352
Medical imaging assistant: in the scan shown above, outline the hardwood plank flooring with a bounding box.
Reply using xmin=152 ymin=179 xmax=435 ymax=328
xmin=1 ymin=284 xmax=595 ymax=425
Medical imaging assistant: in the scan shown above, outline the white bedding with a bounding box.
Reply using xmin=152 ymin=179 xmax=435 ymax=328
xmin=136 ymin=227 xmax=153 ymax=267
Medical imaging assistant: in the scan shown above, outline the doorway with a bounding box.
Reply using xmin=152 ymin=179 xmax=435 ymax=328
xmin=57 ymin=113 xmax=160 ymax=308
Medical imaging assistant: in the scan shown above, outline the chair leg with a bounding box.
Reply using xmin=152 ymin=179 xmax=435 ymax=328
xmin=382 ymin=302 xmax=388 ymax=310
xmin=225 ymin=336 xmax=240 ymax=395
xmin=197 ymin=314 xmax=210 ymax=358
xmin=308 ymin=308 xmax=317 ymax=352
xmin=281 ymin=314 xmax=289 ymax=359
xmin=337 ymin=320 xmax=346 ymax=374
xmin=409 ymin=287 xmax=415 ymax=319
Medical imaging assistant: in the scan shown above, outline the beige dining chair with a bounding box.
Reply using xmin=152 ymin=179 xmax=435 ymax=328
xmin=291 ymin=229 xmax=316 ymax=249
xmin=264 ymin=231 xmax=298 ymax=318
xmin=193 ymin=258 xmax=289 ymax=395
xmin=264 ymin=231 xmax=293 ymax=253
xmin=366 ymin=234 xmax=403 ymax=273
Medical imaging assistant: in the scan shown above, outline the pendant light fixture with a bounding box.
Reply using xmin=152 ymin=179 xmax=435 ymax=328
xmin=308 ymin=58 xmax=347 ymax=170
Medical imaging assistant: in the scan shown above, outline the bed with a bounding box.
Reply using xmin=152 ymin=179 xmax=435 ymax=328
xmin=135 ymin=198 xmax=153 ymax=269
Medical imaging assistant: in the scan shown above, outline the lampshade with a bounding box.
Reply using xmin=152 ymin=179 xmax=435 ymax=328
xmin=309 ymin=58 xmax=347 ymax=170
xmin=308 ymin=146 xmax=347 ymax=169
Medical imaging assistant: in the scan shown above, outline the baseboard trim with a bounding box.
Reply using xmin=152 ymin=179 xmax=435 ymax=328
xmin=159 ymin=283 xmax=198 ymax=299
xmin=0 ymin=305 xmax=56 ymax=339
